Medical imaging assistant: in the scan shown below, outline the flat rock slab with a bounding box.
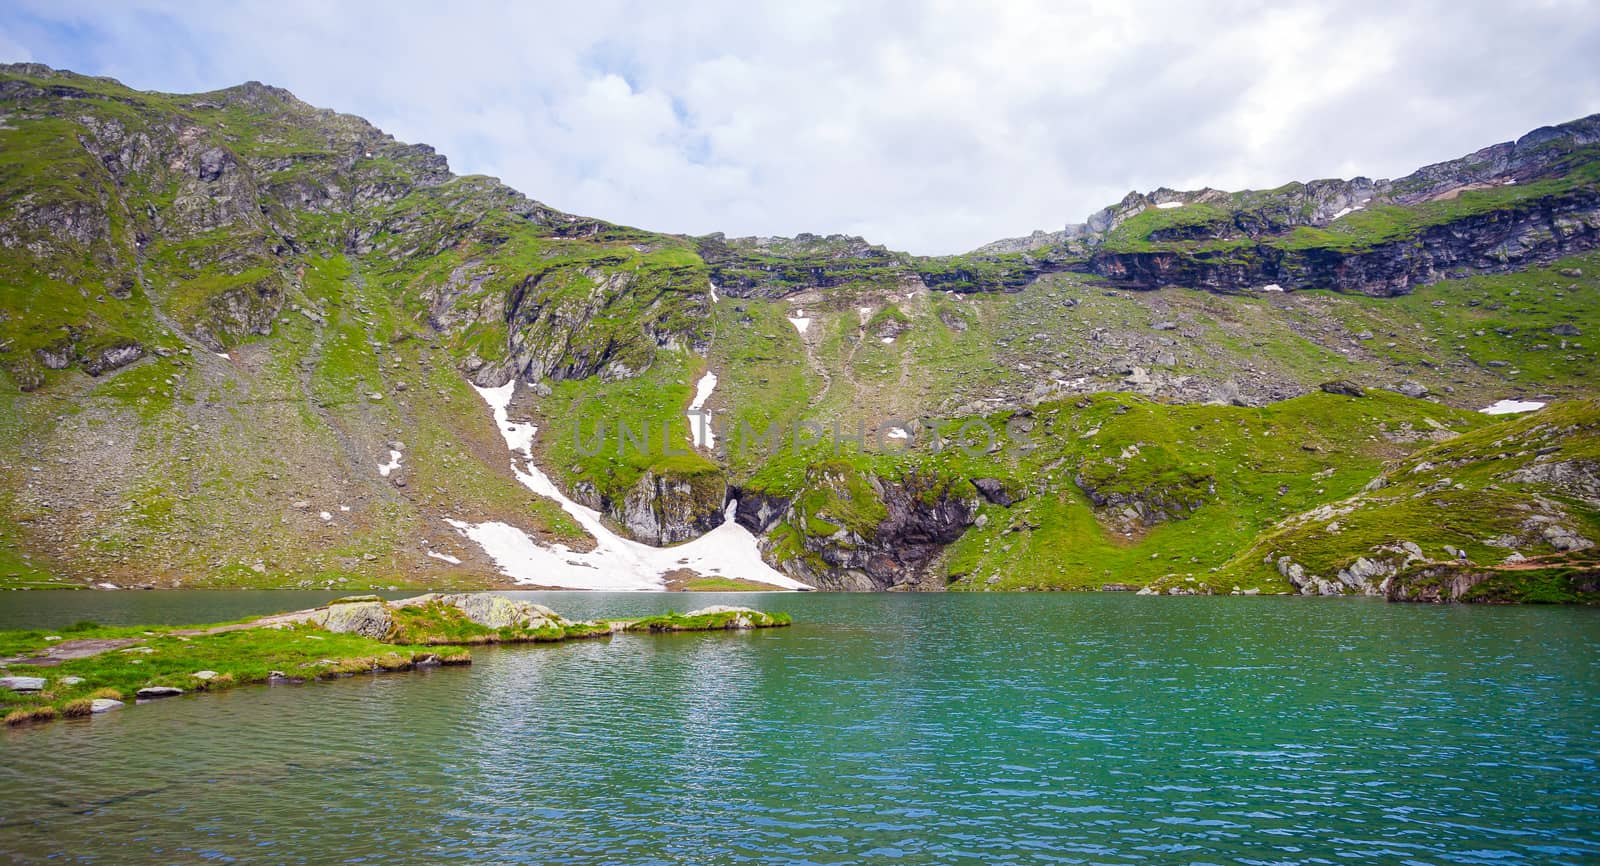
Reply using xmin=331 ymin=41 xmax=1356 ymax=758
xmin=90 ymin=699 xmax=124 ymax=713
xmin=0 ymin=637 xmax=143 ymax=667
xmin=0 ymin=676 xmax=47 ymax=692
xmin=135 ymin=686 xmax=184 ymax=699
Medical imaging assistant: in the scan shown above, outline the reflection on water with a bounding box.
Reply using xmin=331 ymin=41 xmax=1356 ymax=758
xmin=0 ymin=589 xmax=797 ymax=630
xmin=1 ymin=594 xmax=1597 ymax=865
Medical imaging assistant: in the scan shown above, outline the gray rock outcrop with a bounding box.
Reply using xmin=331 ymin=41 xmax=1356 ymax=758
xmin=309 ymin=601 xmax=394 ymax=639
xmin=396 ymin=593 xmax=570 ymax=630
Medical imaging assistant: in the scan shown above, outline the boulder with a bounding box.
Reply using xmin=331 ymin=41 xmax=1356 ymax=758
xmin=1542 ymin=524 xmax=1595 ymax=552
xmin=193 ymin=670 xmax=219 ymax=680
xmin=971 ymin=477 xmax=1027 ymax=507
xmin=310 ymin=601 xmax=394 ymax=639
xmin=396 ymin=593 xmax=568 ymax=630
xmin=82 ymin=341 xmax=144 ymax=376
xmin=90 ymin=698 xmax=124 ymax=714
xmin=444 ymin=593 xmax=565 ymax=630
xmin=1320 ymin=380 xmax=1365 ymax=397
xmin=0 ymin=676 xmax=47 ymax=692
xmin=1336 ymin=556 xmax=1396 ymax=588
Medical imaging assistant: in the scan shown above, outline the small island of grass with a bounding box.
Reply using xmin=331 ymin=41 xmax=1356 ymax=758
xmin=0 ymin=595 xmax=791 ymax=728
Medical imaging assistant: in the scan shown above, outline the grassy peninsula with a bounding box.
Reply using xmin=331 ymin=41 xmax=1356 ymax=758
xmin=0 ymin=594 xmax=791 ymax=727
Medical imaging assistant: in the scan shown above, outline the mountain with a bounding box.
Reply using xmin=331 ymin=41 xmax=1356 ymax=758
xmin=976 ymin=113 xmax=1600 ymax=294
xmin=1 ymin=62 xmax=1596 ymax=599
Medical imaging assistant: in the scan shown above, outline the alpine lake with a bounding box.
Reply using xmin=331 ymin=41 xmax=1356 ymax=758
xmin=0 ymin=591 xmax=1596 ymax=865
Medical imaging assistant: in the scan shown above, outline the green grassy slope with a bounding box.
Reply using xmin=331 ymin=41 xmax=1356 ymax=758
xmin=2 ymin=63 xmax=1598 ymax=595
xmin=1218 ymin=400 xmax=1600 ymax=599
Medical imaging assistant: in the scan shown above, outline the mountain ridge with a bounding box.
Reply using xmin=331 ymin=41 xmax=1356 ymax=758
xmin=975 ymin=112 xmax=1600 ymax=252
xmin=1 ymin=62 xmax=1596 ymax=599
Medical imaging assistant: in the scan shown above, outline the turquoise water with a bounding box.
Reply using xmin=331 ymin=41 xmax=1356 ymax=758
xmin=0 ymin=593 xmax=1597 ymax=864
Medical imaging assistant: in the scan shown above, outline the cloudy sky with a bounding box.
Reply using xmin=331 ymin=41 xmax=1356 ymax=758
xmin=3 ymin=1 xmax=1598 ymax=254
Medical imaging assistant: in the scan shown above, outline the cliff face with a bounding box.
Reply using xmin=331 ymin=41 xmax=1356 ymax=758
xmin=1386 ymin=562 xmax=1600 ymax=603
xmin=971 ymin=114 xmax=1600 ymax=298
xmin=617 ymin=468 xmax=728 ymax=546
xmin=735 ymin=473 xmax=979 ymax=591
xmin=696 ymin=233 xmax=908 ymax=299
xmin=1087 ymin=187 xmax=1600 ymax=295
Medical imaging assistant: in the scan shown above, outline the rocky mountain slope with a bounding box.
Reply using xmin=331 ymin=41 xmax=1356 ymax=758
xmin=1224 ymin=399 xmax=1600 ymax=601
xmin=1 ymin=62 xmax=1596 ymax=599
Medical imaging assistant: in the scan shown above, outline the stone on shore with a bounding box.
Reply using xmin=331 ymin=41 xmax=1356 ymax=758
xmin=309 ymin=601 xmax=394 ymax=639
xmin=392 ymin=593 xmax=568 ymax=630
xmin=90 ymin=698 xmax=124 ymax=713
xmin=0 ymin=676 xmax=47 ymax=692
xmin=136 ymin=686 xmax=184 ymax=699
xmin=684 ymin=606 xmax=768 ymax=629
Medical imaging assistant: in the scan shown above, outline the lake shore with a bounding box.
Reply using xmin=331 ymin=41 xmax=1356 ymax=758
xmin=0 ymin=594 xmax=790 ymax=727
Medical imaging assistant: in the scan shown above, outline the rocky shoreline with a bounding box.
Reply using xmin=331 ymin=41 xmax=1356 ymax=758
xmin=0 ymin=594 xmax=791 ymax=728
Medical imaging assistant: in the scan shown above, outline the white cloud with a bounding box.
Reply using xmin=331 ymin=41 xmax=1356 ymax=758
xmin=1 ymin=0 xmax=1597 ymax=254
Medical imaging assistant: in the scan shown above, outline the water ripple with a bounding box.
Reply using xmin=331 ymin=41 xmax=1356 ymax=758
xmin=0 ymin=594 xmax=1597 ymax=864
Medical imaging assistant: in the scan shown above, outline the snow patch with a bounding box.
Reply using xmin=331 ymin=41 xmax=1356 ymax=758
xmin=461 ymin=383 xmax=810 ymax=590
xmin=1261 ymin=283 xmax=1284 ymax=292
xmin=1155 ymin=201 xmax=1184 ymax=209
xmin=708 ymin=280 xmax=720 ymax=303
xmin=426 ymin=550 xmax=463 ymax=565
xmin=478 ymin=380 xmax=537 ymax=457
xmin=1480 ymin=399 xmax=1546 ymax=415
xmin=788 ymin=311 xmax=811 ymax=334
xmin=1330 ymin=207 xmax=1354 ymax=220
xmin=687 ymin=370 xmax=718 ymax=450
xmin=215 ymin=353 xmax=231 ymax=360
xmin=319 ymin=511 xmax=333 ymax=522
xmin=881 ymin=337 xmax=895 ymax=344
xmin=377 ymin=449 xmax=403 ymax=477
xmin=885 ymin=426 xmax=910 ymax=440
